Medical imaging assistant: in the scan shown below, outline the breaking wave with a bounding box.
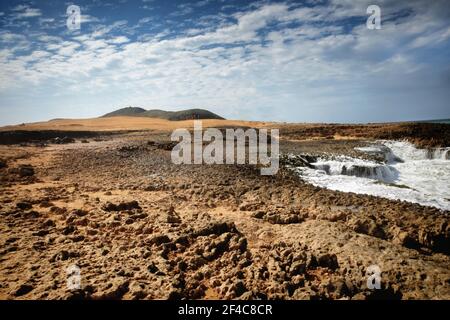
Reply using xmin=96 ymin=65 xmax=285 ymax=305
xmin=293 ymin=141 xmax=450 ymax=210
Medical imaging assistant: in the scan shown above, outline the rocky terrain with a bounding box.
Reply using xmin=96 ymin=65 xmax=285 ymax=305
xmin=0 ymin=123 xmax=449 ymax=300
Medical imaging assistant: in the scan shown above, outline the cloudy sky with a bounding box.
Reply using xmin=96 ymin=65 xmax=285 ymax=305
xmin=0 ymin=0 xmax=449 ymax=125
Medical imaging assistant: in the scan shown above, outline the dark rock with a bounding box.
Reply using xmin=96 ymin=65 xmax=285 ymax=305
xmin=193 ymin=222 xmax=236 ymax=237
xmin=18 ymin=165 xmax=34 ymax=177
xmin=62 ymin=225 xmax=76 ymax=235
xmin=102 ymin=201 xmax=141 ymax=212
xmin=51 ymin=136 xmax=75 ymax=144
xmin=366 ymin=287 xmax=403 ymax=300
xmin=23 ymin=210 xmax=40 ymax=219
xmin=71 ymin=235 xmax=85 ymax=242
xmin=118 ymin=145 xmax=140 ymax=152
xmin=317 ymin=253 xmax=339 ymax=270
xmin=167 ymin=289 xmax=183 ymax=300
xmin=50 ymin=206 xmax=67 ymax=215
xmin=59 ymin=250 xmax=69 ymax=261
xmin=33 ymin=229 xmax=49 ymax=237
xmin=147 ymin=262 xmax=159 ymax=274
xmin=101 ymin=281 xmax=130 ymax=299
xmin=149 ymin=234 xmax=171 ymax=246
xmin=252 ymin=210 xmax=266 ymax=219
xmin=16 ymin=202 xmax=32 ymax=210
xmin=289 ymin=261 xmax=306 ymax=275
xmin=72 ymin=209 xmax=88 ymax=217
xmin=233 ymin=281 xmax=247 ymax=297
xmin=391 ymin=229 xmax=417 ymax=248
xmin=66 ymin=289 xmax=90 ymax=300
xmin=42 ymin=219 xmax=55 ymax=227
xmin=13 ymin=284 xmax=34 ymax=297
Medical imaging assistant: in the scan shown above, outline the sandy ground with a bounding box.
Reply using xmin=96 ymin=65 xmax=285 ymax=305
xmin=0 ymin=117 xmax=269 ymax=132
xmin=0 ymin=119 xmax=449 ymax=300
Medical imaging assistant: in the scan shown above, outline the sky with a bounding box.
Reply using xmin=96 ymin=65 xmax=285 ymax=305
xmin=0 ymin=0 xmax=449 ymax=125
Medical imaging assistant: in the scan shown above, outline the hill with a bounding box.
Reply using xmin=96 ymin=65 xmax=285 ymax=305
xmin=101 ymin=107 xmax=147 ymax=117
xmin=101 ymin=107 xmax=224 ymax=121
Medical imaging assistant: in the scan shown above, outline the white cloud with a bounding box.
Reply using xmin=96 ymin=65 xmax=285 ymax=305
xmin=108 ymin=36 xmax=130 ymax=44
xmin=11 ymin=5 xmax=42 ymax=19
xmin=82 ymin=14 xmax=100 ymax=23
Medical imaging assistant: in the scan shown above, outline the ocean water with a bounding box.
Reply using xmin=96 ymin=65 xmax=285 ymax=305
xmin=418 ymin=119 xmax=450 ymax=124
xmin=292 ymin=141 xmax=450 ymax=211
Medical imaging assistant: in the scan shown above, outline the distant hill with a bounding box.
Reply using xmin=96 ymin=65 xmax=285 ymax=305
xmin=101 ymin=107 xmax=147 ymax=117
xmin=102 ymin=107 xmax=225 ymax=121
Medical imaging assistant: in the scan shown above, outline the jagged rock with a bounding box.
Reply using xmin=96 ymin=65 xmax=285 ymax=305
xmin=2 ymin=123 xmax=449 ymax=301
xmin=102 ymin=201 xmax=141 ymax=211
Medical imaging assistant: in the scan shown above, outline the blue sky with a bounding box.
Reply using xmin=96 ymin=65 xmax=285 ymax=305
xmin=0 ymin=0 xmax=449 ymax=125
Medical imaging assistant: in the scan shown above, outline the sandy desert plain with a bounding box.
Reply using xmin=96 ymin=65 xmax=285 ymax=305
xmin=0 ymin=116 xmax=449 ymax=300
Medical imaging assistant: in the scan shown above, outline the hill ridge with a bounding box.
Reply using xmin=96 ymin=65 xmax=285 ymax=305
xmin=102 ymin=107 xmax=224 ymax=121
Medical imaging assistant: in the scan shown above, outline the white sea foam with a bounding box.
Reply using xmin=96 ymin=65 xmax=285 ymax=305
xmin=354 ymin=146 xmax=383 ymax=153
xmin=292 ymin=141 xmax=450 ymax=211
